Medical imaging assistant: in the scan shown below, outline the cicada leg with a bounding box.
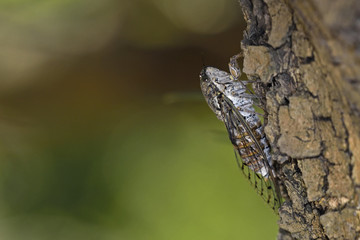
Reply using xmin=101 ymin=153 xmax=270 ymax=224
xmin=229 ymin=53 xmax=243 ymax=79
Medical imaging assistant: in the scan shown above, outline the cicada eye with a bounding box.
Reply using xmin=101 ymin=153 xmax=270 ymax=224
xmin=201 ymin=75 xmax=207 ymax=82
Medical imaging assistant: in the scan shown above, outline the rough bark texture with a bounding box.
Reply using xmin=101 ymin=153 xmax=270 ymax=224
xmin=238 ymin=0 xmax=360 ymax=239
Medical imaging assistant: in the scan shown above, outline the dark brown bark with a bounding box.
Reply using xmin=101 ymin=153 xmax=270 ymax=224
xmin=238 ymin=0 xmax=360 ymax=239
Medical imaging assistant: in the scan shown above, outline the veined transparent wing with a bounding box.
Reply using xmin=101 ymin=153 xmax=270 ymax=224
xmin=220 ymin=94 xmax=281 ymax=210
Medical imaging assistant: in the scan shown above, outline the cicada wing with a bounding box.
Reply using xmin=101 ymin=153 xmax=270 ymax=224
xmin=233 ymin=148 xmax=280 ymax=210
xmin=220 ymin=96 xmax=281 ymax=210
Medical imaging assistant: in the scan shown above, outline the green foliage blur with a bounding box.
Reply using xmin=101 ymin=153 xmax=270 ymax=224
xmin=0 ymin=0 xmax=278 ymax=239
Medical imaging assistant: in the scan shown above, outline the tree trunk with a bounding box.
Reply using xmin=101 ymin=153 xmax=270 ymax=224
xmin=238 ymin=0 xmax=360 ymax=239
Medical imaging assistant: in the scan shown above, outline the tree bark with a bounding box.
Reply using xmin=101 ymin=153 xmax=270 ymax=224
xmin=238 ymin=0 xmax=360 ymax=239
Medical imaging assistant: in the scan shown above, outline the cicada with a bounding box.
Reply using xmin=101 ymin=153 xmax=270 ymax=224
xmin=200 ymin=54 xmax=281 ymax=210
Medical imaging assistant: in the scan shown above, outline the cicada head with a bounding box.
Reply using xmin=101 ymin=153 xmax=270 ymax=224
xmin=199 ymin=67 xmax=228 ymax=121
xmin=200 ymin=66 xmax=247 ymax=121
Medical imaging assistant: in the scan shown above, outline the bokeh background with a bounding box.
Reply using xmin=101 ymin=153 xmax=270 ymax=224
xmin=0 ymin=0 xmax=278 ymax=239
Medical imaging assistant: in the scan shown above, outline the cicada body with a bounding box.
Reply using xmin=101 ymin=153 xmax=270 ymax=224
xmin=200 ymin=55 xmax=281 ymax=210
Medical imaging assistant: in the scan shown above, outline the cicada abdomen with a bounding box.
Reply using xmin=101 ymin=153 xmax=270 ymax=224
xmin=200 ymin=54 xmax=281 ymax=210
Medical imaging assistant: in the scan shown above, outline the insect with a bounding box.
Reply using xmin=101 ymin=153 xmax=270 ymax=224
xmin=200 ymin=54 xmax=281 ymax=210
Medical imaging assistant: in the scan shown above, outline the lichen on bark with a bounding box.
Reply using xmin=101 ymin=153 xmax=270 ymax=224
xmin=239 ymin=0 xmax=360 ymax=239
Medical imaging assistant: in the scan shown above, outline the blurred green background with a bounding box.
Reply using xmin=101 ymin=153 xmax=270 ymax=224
xmin=0 ymin=0 xmax=278 ymax=239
